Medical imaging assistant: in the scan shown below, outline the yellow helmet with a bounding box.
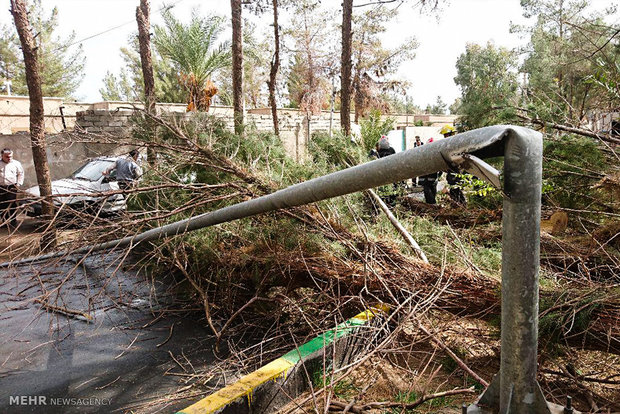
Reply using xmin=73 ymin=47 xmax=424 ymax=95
xmin=440 ymin=124 xmax=456 ymax=135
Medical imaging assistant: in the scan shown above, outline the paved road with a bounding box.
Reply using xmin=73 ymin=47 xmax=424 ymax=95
xmin=0 ymin=251 xmax=216 ymax=413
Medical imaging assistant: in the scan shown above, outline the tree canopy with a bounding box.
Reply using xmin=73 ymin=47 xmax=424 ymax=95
xmin=1 ymin=0 xmax=84 ymax=98
xmin=454 ymin=42 xmax=518 ymax=129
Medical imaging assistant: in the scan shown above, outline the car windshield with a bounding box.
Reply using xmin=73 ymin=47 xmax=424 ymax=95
xmin=72 ymin=160 xmax=115 ymax=181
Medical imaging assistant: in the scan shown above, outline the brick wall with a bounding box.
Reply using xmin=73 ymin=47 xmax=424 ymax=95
xmin=74 ymin=109 xmax=135 ymax=135
xmin=74 ymin=107 xmax=340 ymax=161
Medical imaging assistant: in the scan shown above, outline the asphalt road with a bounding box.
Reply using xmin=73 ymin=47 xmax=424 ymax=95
xmin=0 ymin=251 xmax=216 ymax=413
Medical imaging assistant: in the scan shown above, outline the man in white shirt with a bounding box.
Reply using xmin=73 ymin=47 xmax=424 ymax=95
xmin=0 ymin=148 xmax=25 ymax=228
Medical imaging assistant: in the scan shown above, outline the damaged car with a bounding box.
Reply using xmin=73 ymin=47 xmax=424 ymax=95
xmin=23 ymin=157 xmax=126 ymax=217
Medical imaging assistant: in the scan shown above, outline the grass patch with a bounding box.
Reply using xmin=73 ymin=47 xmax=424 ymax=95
xmin=312 ymin=369 xmax=359 ymax=399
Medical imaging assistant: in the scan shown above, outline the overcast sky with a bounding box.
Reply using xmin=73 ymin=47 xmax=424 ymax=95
xmin=0 ymin=0 xmax=617 ymax=108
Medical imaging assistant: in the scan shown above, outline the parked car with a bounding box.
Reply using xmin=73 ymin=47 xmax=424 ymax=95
xmin=23 ymin=157 xmax=126 ymax=217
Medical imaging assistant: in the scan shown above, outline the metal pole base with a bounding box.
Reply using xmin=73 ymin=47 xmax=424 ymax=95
xmin=464 ymin=403 xmax=576 ymax=414
xmin=465 ymin=375 xmax=580 ymax=413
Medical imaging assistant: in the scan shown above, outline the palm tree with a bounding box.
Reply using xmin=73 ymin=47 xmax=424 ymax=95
xmin=153 ymin=9 xmax=230 ymax=111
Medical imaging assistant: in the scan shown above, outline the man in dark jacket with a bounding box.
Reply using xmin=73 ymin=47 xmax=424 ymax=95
xmin=441 ymin=125 xmax=466 ymax=205
xmin=377 ymin=135 xmax=395 ymax=158
xmin=375 ymin=136 xmax=398 ymax=205
xmin=416 ymin=137 xmax=441 ymax=204
xmin=419 ymin=171 xmax=440 ymax=204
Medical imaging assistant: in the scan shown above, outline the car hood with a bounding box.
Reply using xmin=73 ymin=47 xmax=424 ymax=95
xmin=26 ymin=178 xmax=102 ymax=197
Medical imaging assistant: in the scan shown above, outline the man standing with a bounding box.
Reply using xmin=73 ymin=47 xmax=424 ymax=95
xmin=414 ymin=136 xmax=423 ymax=148
xmin=416 ymin=136 xmax=441 ymax=204
xmin=413 ymin=136 xmax=423 ymax=187
xmin=0 ymin=148 xmax=25 ymax=228
xmin=102 ymin=149 xmax=142 ymax=191
xmin=377 ymin=135 xmax=396 ymax=158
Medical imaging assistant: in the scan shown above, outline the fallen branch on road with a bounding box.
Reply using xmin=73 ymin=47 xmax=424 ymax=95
xmin=34 ymin=298 xmax=92 ymax=322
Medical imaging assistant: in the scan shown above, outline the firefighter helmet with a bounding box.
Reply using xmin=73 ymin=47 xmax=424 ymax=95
xmin=440 ymin=124 xmax=456 ymax=136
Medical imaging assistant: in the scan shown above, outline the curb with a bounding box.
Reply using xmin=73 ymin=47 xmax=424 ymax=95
xmin=176 ymin=304 xmax=389 ymax=414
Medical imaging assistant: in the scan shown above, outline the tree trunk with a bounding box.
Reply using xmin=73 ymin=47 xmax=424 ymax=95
xmin=267 ymin=0 xmax=280 ymax=136
xmin=10 ymin=0 xmax=56 ymax=250
xmin=353 ymin=72 xmax=362 ymax=123
xmin=340 ymin=0 xmax=353 ymax=137
xmin=136 ymin=0 xmax=157 ymax=167
xmin=136 ymin=0 xmax=155 ymax=113
xmin=231 ymin=0 xmax=244 ymax=135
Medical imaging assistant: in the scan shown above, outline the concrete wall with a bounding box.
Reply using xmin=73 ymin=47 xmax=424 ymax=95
xmin=587 ymin=111 xmax=620 ymax=134
xmin=1 ymin=95 xmax=457 ymax=136
xmin=74 ymin=107 xmax=339 ymax=163
xmin=0 ymin=95 xmax=91 ymax=134
xmin=402 ymin=125 xmax=446 ymax=148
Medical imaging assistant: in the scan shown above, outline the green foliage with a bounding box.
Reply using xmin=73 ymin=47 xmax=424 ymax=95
xmin=102 ymin=8 xmax=269 ymax=107
xmin=283 ymin=0 xmax=334 ymax=114
xmin=543 ymin=134 xmax=606 ymax=210
xmin=309 ymin=131 xmax=367 ymax=170
xmin=102 ymin=8 xmax=231 ymax=105
xmin=312 ymin=369 xmax=358 ymax=398
xmin=539 ymin=293 xmax=601 ymax=344
xmin=425 ymin=96 xmax=447 ymax=115
xmin=214 ymin=20 xmax=270 ymax=107
xmin=587 ymin=56 xmax=620 ymax=105
xmin=458 ymin=173 xmax=503 ymax=210
xmin=389 ymin=389 xmax=456 ymax=413
xmin=0 ymin=26 xmax=20 ymax=90
xmin=1 ymin=0 xmax=85 ymax=98
xmin=154 ymin=9 xmax=231 ymax=88
xmin=454 ymin=42 xmax=518 ymax=130
xmin=359 ymin=110 xmax=395 ymax=153
xmin=99 ymin=37 xmax=186 ymax=103
xmin=351 ymin=4 xmax=418 ymax=118
xmin=516 ymin=0 xmax=619 ymax=123
xmin=99 ymin=69 xmax=136 ymax=101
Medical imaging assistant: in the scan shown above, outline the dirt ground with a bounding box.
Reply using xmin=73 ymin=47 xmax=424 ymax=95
xmin=278 ymin=312 xmax=620 ymax=413
xmin=0 ymin=214 xmax=43 ymax=262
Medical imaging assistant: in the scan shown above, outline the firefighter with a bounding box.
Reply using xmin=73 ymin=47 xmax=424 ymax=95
xmin=374 ymin=136 xmax=398 ymax=206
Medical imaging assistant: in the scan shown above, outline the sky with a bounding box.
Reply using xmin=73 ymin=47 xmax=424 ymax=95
xmin=0 ymin=0 xmax=616 ymax=108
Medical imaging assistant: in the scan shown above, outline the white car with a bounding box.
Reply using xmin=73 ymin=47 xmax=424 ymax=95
xmin=24 ymin=157 xmax=126 ymax=217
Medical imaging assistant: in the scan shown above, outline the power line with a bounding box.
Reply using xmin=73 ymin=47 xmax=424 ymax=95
xmin=55 ymin=0 xmax=187 ymax=52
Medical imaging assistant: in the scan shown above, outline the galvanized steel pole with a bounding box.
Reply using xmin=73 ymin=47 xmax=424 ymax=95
xmin=472 ymin=128 xmax=552 ymax=413
xmin=501 ymin=127 xmax=545 ymax=412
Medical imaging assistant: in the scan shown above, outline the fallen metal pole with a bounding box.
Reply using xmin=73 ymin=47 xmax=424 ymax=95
xmin=2 ymin=125 xmax=563 ymax=412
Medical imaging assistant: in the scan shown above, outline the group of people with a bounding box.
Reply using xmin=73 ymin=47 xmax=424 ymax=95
xmin=370 ymin=124 xmax=466 ymax=206
xmin=417 ymin=125 xmax=465 ymax=205
xmin=0 ymin=148 xmax=142 ymax=230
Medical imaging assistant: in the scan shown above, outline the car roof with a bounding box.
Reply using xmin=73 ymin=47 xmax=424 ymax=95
xmin=89 ymin=156 xmax=119 ymax=162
